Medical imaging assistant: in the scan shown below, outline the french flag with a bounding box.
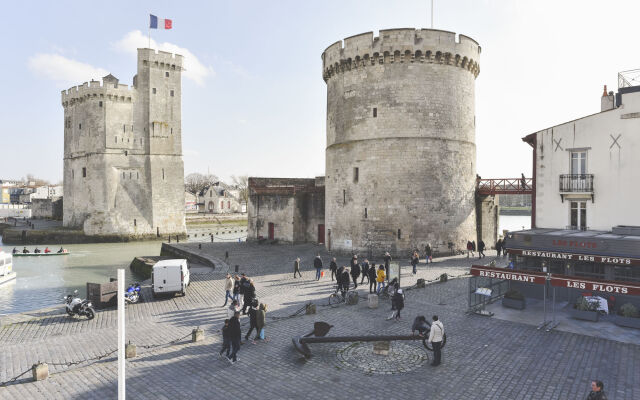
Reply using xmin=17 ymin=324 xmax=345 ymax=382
xmin=150 ymin=14 xmax=172 ymax=30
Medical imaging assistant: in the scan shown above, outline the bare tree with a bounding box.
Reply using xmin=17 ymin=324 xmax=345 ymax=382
xmin=185 ymin=173 xmax=218 ymax=194
xmin=231 ymin=175 xmax=248 ymax=205
xmin=23 ymin=174 xmax=50 ymax=186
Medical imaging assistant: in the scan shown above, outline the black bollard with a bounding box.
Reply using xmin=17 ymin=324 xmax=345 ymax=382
xmin=176 ymin=236 xmax=179 ymax=243
xmin=168 ymin=236 xmax=171 ymax=243
xmin=211 ymin=234 xmax=213 ymax=243
xmin=198 ymin=243 xmax=202 ymax=249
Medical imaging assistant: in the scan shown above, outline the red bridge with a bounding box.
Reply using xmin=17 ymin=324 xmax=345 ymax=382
xmin=476 ymin=178 xmax=533 ymax=195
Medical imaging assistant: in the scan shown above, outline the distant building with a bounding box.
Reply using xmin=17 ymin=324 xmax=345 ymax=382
xmin=523 ymin=75 xmax=640 ymax=230
xmin=18 ymin=186 xmax=62 ymax=204
xmin=199 ymin=184 xmax=241 ymax=213
xmin=0 ymin=187 xmax=9 ymax=204
xmin=185 ymin=191 xmax=198 ymax=212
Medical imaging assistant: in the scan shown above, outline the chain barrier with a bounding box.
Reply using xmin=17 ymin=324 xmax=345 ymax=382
xmin=0 ymin=329 xmax=195 ymax=388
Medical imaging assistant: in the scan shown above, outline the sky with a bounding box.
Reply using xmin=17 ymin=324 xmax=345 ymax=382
xmin=2 ymin=0 xmax=640 ymax=184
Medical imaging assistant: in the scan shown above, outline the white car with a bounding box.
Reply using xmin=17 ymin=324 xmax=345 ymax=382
xmin=152 ymin=259 xmax=190 ymax=297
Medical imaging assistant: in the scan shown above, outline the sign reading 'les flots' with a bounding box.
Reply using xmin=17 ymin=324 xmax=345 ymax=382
xmin=508 ymin=249 xmax=640 ymax=266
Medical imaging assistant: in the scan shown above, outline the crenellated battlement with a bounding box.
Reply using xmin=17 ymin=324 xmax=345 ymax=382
xmin=137 ymin=48 xmax=183 ymax=71
xmin=62 ymin=78 xmax=135 ymax=107
xmin=321 ymin=28 xmax=481 ymax=82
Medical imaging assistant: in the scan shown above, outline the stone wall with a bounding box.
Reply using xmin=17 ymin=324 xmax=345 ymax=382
xmin=31 ymin=198 xmax=63 ymax=220
xmin=323 ymin=29 xmax=481 ymax=257
xmin=476 ymin=194 xmax=499 ymax=249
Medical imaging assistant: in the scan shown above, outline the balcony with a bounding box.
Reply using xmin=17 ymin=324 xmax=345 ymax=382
xmin=559 ymin=174 xmax=594 ymax=202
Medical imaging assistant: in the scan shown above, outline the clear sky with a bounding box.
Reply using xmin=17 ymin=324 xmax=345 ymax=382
xmin=2 ymin=0 xmax=639 ymax=184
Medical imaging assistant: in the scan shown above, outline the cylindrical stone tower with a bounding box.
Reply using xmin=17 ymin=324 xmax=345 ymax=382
xmin=322 ymin=28 xmax=481 ymax=256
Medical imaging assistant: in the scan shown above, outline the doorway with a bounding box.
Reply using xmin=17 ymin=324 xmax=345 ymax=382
xmin=268 ymin=222 xmax=275 ymax=240
xmin=318 ymin=224 xmax=325 ymax=244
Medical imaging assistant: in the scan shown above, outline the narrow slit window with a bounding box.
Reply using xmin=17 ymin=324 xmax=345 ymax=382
xmin=354 ymin=167 xmax=359 ymax=183
xmin=170 ymin=90 xmax=174 ymax=97
xmin=79 ymin=123 xmax=82 ymax=130
xmin=152 ymin=88 xmax=157 ymax=94
xmin=122 ymin=172 xmax=125 ymax=179
xmin=397 ymin=229 xmax=402 ymax=239
xmin=123 ymin=124 xmax=126 ymax=133
xmin=165 ymin=71 xmax=169 ymax=78
xmin=343 ymin=190 xmax=346 ymax=205
xmin=134 ymin=219 xmax=137 ymax=227
xmin=72 ymin=170 xmax=74 ymax=179
xmin=99 ymin=101 xmax=103 ymax=107
xmin=364 ymin=208 xmax=368 ymax=218
xmin=162 ymin=168 xmax=165 ymax=180
xmin=373 ymin=107 xmax=377 ymax=118
xmin=115 ymin=136 xmax=117 ymax=143
xmin=82 ymin=167 xmax=86 ymax=178
xmin=136 ymin=172 xmax=139 ymax=179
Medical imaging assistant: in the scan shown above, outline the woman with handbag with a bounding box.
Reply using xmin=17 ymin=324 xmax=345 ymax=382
xmin=253 ymin=303 xmax=268 ymax=344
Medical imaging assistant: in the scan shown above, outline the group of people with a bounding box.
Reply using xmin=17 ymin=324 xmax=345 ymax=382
xmin=466 ymin=240 xmax=486 ymax=259
xmin=220 ymin=272 xmax=268 ymax=364
xmin=12 ymin=246 xmax=65 ymax=254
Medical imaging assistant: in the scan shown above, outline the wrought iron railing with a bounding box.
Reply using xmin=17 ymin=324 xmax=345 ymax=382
xmin=559 ymin=174 xmax=594 ymax=192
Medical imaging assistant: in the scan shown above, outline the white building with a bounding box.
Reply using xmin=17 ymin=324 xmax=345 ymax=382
xmin=18 ymin=185 xmax=63 ymax=203
xmin=523 ymin=74 xmax=640 ymax=230
xmin=198 ymin=184 xmax=241 ymax=213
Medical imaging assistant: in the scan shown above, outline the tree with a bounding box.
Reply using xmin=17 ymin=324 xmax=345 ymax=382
xmin=185 ymin=173 xmax=218 ymax=195
xmin=231 ymin=175 xmax=248 ymax=205
xmin=23 ymin=174 xmax=49 ymax=186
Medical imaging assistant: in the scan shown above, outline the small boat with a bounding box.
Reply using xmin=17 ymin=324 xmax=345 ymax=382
xmin=0 ymin=251 xmax=16 ymax=285
xmin=13 ymin=251 xmax=70 ymax=257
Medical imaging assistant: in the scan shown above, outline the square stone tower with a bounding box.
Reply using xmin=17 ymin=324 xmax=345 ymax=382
xmin=61 ymin=48 xmax=186 ymax=239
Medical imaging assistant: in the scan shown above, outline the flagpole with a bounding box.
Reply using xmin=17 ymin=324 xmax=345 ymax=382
xmin=431 ymin=0 xmax=434 ymax=29
xmin=148 ymin=13 xmax=151 ymax=48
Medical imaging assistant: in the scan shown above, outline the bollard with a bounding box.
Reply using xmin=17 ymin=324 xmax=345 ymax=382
xmin=346 ymin=291 xmax=359 ymax=305
xmin=168 ymin=236 xmax=171 ymax=243
xmin=368 ymin=294 xmax=378 ymax=309
xmin=305 ymin=303 xmax=317 ymax=315
xmin=192 ymin=327 xmax=204 ymax=342
xmin=211 ymin=234 xmax=214 ymax=242
xmin=125 ymin=343 xmax=137 ymax=359
xmin=198 ymin=243 xmax=202 ymax=250
xmin=176 ymin=236 xmax=179 ymax=243
xmin=32 ymin=362 xmax=49 ymax=381
xmin=417 ymin=278 xmax=426 ymax=288
xmin=373 ymin=341 xmax=390 ymax=356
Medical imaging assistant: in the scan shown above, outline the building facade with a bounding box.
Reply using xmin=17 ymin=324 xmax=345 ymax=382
xmin=523 ymin=81 xmax=640 ymax=230
xmin=322 ymin=28 xmax=481 ymax=255
xmin=199 ymin=184 xmax=241 ymax=214
xmin=247 ymin=177 xmax=325 ymax=243
xmin=61 ymin=49 xmax=186 ymax=238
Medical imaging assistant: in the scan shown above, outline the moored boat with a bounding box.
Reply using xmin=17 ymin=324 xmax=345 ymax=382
xmin=0 ymin=251 xmax=16 ymax=285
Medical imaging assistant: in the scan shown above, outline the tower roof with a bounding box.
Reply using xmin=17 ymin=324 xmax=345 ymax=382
xmin=102 ymin=74 xmax=119 ymax=84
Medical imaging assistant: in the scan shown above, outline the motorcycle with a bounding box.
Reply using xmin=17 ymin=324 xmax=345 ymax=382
xmin=64 ymin=290 xmax=95 ymax=320
xmin=124 ymin=282 xmax=141 ymax=304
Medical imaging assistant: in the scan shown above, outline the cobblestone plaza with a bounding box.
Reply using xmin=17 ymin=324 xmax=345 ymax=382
xmin=1 ymin=243 xmax=638 ymax=399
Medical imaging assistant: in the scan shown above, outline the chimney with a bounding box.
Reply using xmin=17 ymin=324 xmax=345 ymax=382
xmin=601 ymin=84 xmax=614 ymax=112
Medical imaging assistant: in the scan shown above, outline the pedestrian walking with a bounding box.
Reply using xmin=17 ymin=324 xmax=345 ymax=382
xmin=219 ymin=319 xmax=231 ymax=358
xmin=466 ymin=241 xmax=473 ymax=258
xmin=428 ymin=315 xmax=444 ymax=366
xmin=245 ymin=299 xmax=259 ymax=341
xmin=329 ymin=257 xmax=338 ymax=281
xmin=350 ymin=257 xmax=361 ymax=289
xmin=253 ymin=303 xmax=268 ymax=343
xmin=496 ymin=238 xmax=503 ymax=257
xmin=239 ymin=273 xmax=248 ymax=306
xmin=390 ymin=287 xmax=404 ymax=320
xmin=313 ymin=253 xmax=323 ymax=281
xmin=293 ymin=257 xmax=302 ymax=278
xmin=360 ymin=259 xmax=370 ymax=284
xmin=411 ymin=251 xmax=419 ymax=275
xmin=368 ymin=264 xmax=377 ymax=293
xmin=383 ymin=252 xmax=392 ymax=281
xmin=478 ymin=240 xmax=486 ymax=259
xmin=376 ymin=265 xmax=386 ymax=294
xmin=425 ymin=244 xmax=433 ymax=264
xmin=502 ymin=236 xmax=508 ymax=258
xmin=586 ymin=380 xmax=608 ymax=400
xmin=227 ymin=300 xmax=241 ymax=319
xmin=241 ymin=280 xmax=256 ymax=314
xmin=472 ymin=240 xmax=477 ymax=255
xmin=340 ymin=267 xmax=350 ymax=298
xmin=233 ymin=275 xmax=241 ymax=302
xmin=228 ymin=312 xmax=242 ymax=364
xmin=222 ymin=274 xmax=234 ymax=307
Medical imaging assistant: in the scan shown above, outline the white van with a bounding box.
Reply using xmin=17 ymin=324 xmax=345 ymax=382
xmin=152 ymin=259 xmax=190 ymax=297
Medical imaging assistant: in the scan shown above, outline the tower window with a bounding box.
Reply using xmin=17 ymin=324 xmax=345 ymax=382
xmin=129 ymin=172 xmax=132 ymax=179
xmin=115 ymin=136 xmax=117 ymax=143
xmin=171 ymin=128 xmax=173 ymax=135
xmin=397 ymin=229 xmax=402 ymax=239
xmin=165 ymin=71 xmax=169 ymax=77
xmin=373 ymin=108 xmax=377 ymax=118
xmin=79 ymin=123 xmax=82 ymax=130
xmin=82 ymin=167 xmax=86 ymax=178
xmin=134 ymin=219 xmax=137 ymax=227
xmin=365 ymin=208 xmax=368 ymax=218
xmin=170 ymin=90 xmax=174 ymax=97
xmin=152 ymin=88 xmax=157 ymax=94
xmin=72 ymin=170 xmax=74 ymax=179
xmin=343 ymin=190 xmax=346 ymax=205
xmin=124 ymin=150 xmax=128 ymax=156
xmin=162 ymin=168 xmax=165 ymax=180
xmin=137 ymin=172 xmax=139 ymax=179
xmin=122 ymin=172 xmax=125 ymax=179
xmin=353 ymin=167 xmax=359 ymax=183
xmin=123 ymin=124 xmax=126 ymax=133
xmin=99 ymin=101 xmax=103 ymax=107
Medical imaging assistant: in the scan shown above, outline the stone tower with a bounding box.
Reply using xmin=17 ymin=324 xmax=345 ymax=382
xmin=322 ymin=29 xmax=481 ymax=256
xmin=61 ymin=48 xmax=186 ymax=238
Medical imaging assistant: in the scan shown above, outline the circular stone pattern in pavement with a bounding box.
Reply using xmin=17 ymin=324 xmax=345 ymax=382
xmin=335 ymin=342 xmax=427 ymax=375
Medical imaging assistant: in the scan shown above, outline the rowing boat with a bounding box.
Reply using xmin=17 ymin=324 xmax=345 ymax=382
xmin=13 ymin=252 xmax=70 ymax=257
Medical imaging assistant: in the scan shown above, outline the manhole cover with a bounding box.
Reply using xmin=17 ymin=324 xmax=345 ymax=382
xmin=335 ymin=342 xmax=427 ymax=375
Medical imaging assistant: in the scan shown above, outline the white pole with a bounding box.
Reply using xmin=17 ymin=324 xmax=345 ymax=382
xmin=118 ymin=268 xmax=125 ymax=399
xmin=431 ymin=0 xmax=434 ymax=29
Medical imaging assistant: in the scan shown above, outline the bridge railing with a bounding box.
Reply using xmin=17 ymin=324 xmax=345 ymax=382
xmin=476 ymin=178 xmax=533 ymax=194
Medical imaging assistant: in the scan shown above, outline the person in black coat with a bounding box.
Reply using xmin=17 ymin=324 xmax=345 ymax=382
xmin=219 ymin=319 xmax=231 ymax=358
xmin=241 ymin=280 xmax=256 ymax=314
xmin=239 ymin=273 xmax=248 ymax=305
xmin=313 ymin=254 xmax=323 ymax=281
xmin=478 ymin=240 xmax=486 ymax=259
xmin=329 ymin=257 xmax=338 ymax=281
xmin=383 ymin=252 xmax=392 ymax=281
xmin=228 ymin=312 xmax=242 ymax=363
xmin=495 ymin=238 xmax=502 ymax=257
xmin=360 ymin=259 xmax=370 ymax=284
xmin=411 ymin=251 xmax=419 ymax=275
xmin=368 ymin=265 xmax=377 ymax=294
xmin=244 ymin=299 xmax=259 ymax=340
xmin=350 ymin=256 xmax=361 ymax=289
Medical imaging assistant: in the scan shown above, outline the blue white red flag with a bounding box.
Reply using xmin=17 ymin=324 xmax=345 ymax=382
xmin=150 ymin=14 xmax=172 ymax=30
